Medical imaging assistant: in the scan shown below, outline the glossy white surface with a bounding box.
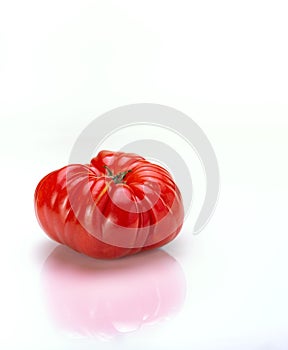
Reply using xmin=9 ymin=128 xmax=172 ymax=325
xmin=1 ymin=1 xmax=288 ymax=349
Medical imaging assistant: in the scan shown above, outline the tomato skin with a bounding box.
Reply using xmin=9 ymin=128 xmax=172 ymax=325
xmin=34 ymin=150 xmax=184 ymax=259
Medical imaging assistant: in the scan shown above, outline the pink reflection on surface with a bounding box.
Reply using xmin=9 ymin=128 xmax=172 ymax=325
xmin=41 ymin=246 xmax=186 ymax=339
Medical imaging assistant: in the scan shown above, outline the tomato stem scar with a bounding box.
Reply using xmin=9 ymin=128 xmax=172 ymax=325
xmin=103 ymin=165 xmax=132 ymax=184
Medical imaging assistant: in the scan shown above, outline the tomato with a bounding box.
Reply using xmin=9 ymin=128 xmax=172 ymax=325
xmin=34 ymin=150 xmax=184 ymax=259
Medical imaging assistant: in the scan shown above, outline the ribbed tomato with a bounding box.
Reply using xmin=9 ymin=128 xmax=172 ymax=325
xmin=34 ymin=150 xmax=184 ymax=259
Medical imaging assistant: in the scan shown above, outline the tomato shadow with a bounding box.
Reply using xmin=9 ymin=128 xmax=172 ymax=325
xmin=41 ymin=245 xmax=186 ymax=340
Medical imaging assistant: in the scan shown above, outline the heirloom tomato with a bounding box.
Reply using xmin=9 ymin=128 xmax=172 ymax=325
xmin=34 ymin=150 xmax=184 ymax=259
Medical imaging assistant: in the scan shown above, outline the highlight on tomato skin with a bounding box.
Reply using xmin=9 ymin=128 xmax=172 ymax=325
xmin=34 ymin=150 xmax=184 ymax=259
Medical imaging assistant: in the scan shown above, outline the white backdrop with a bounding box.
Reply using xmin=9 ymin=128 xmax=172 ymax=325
xmin=0 ymin=1 xmax=288 ymax=349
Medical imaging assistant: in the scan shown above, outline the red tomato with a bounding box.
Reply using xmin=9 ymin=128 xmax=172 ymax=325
xmin=34 ymin=150 xmax=184 ymax=259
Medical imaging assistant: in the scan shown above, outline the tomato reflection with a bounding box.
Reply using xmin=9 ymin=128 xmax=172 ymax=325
xmin=41 ymin=246 xmax=186 ymax=339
